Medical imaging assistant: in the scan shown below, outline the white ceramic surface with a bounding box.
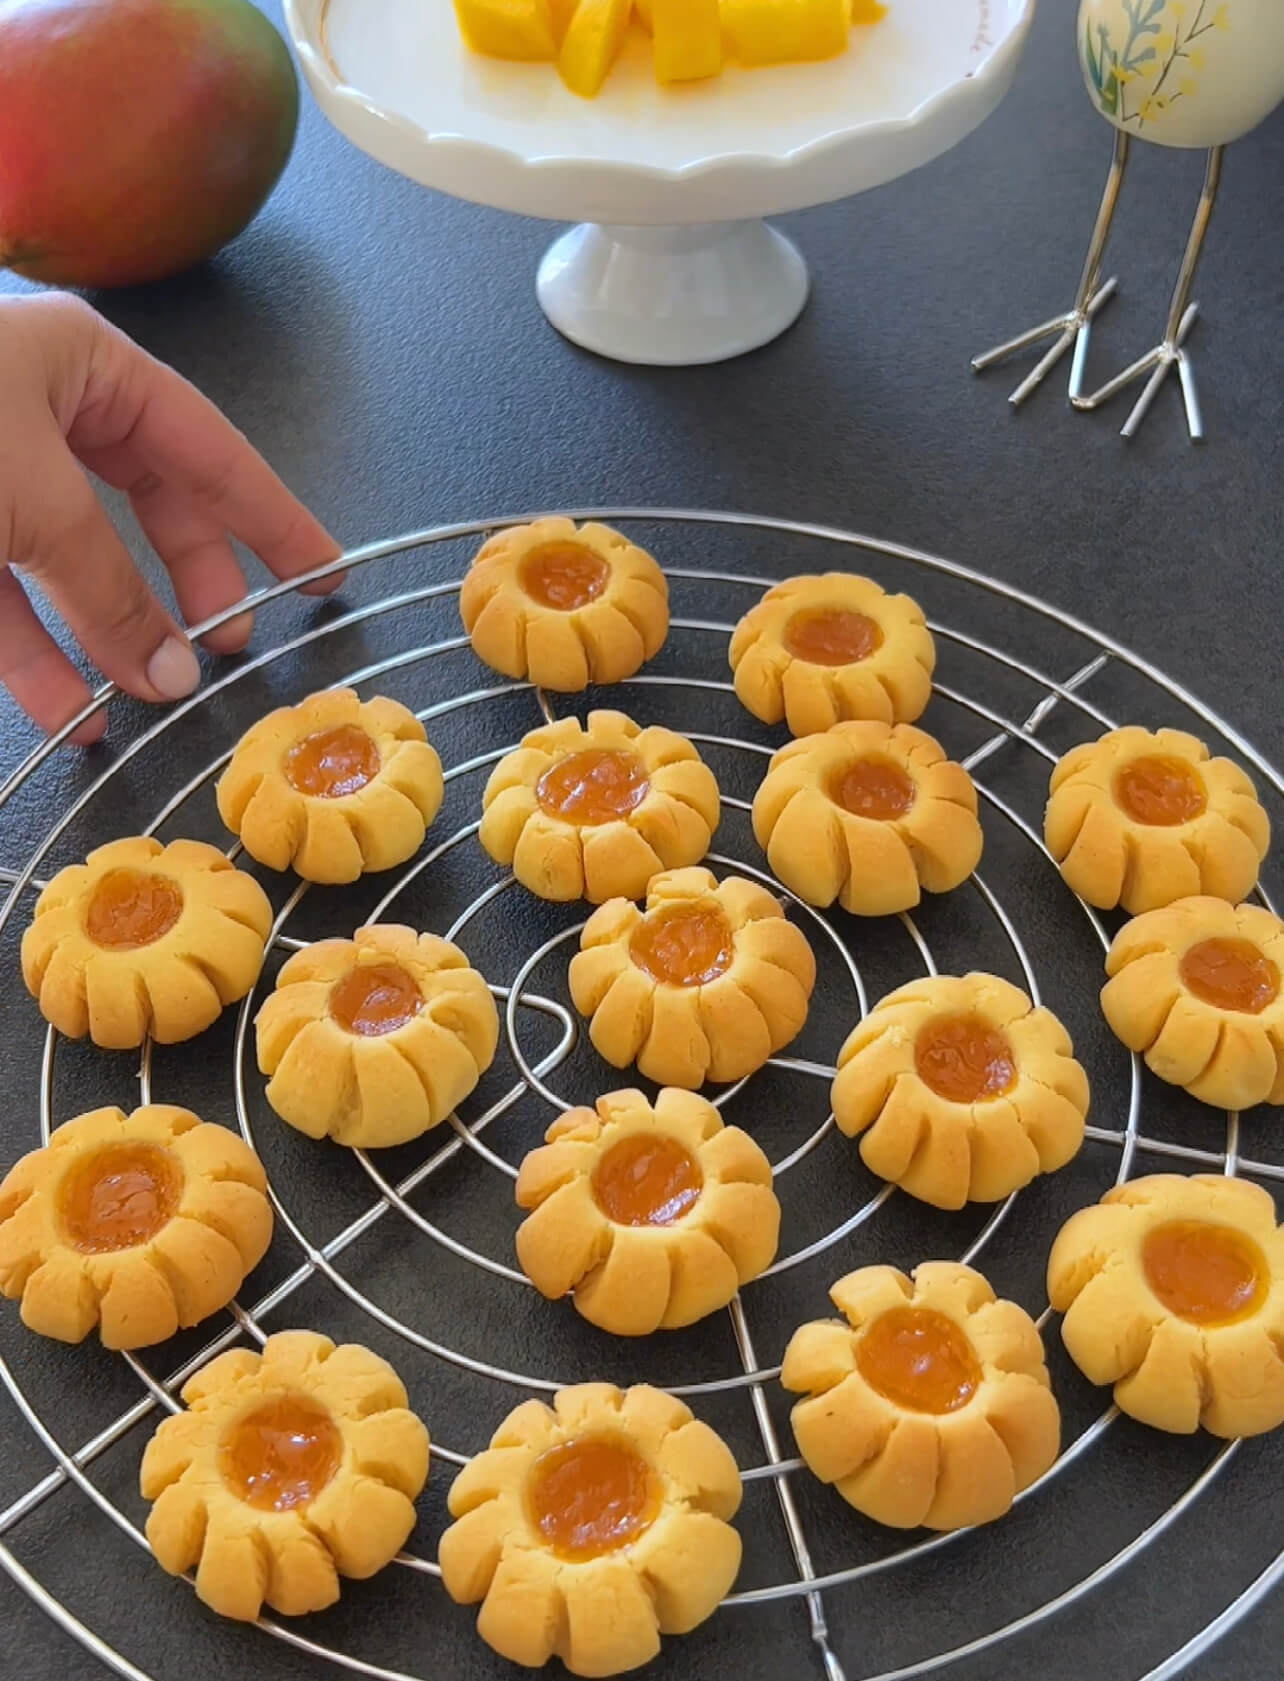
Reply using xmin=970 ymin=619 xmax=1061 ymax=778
xmin=286 ymin=0 xmax=1035 ymax=362
xmin=1078 ymin=0 xmax=1284 ymax=150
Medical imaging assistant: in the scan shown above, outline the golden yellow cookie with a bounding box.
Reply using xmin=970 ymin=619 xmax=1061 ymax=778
xmin=568 ymin=866 xmax=816 ymax=1088
xmin=255 ymin=924 xmax=499 ymax=1148
xmin=751 ymin=720 xmax=982 ymax=916
xmin=1048 ymin=1174 xmax=1284 ymax=1436
xmin=0 ymin=1105 xmax=271 ymax=1350
xmin=460 ymin=517 xmax=669 ymax=691
xmin=20 ymin=836 xmax=272 ymax=1050
xmin=1045 ymin=726 xmax=1269 ymax=915
xmin=729 ymin=571 xmax=934 ymax=738
xmin=480 ymin=709 xmax=721 ymax=904
xmin=782 ymin=1262 xmax=1059 ymax=1530
xmin=831 ymin=973 xmax=1089 ymax=1209
xmin=439 ymin=1382 xmax=742 ymax=1676
xmin=1101 ymin=897 xmax=1284 ymax=1110
xmin=515 ymin=1087 xmax=779 ymax=1334
xmin=216 ymin=688 xmax=444 ymax=884
xmin=141 ymin=1329 xmax=429 ymax=1620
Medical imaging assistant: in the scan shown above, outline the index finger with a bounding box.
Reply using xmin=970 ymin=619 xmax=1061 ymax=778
xmin=67 ymin=318 xmax=345 ymax=597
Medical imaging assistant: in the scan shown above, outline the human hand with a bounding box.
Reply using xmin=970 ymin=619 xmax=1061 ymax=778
xmin=0 ymin=292 xmax=341 ymax=744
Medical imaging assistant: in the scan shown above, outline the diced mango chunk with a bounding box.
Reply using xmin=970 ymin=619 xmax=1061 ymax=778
xmin=652 ymin=0 xmax=721 ymax=82
xmin=721 ymin=0 xmax=849 ymax=65
xmin=453 ymin=0 xmax=560 ymax=59
xmin=557 ymin=0 xmax=634 ymax=96
xmin=850 ymin=0 xmax=888 ymax=21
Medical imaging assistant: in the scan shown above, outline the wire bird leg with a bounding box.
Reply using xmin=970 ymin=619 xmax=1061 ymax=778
xmin=1072 ymin=145 xmax=1224 ymax=441
xmin=972 ymin=130 xmax=1130 ymax=406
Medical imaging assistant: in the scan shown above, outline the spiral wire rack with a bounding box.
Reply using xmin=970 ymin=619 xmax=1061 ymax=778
xmin=1 ymin=510 xmax=1282 ymax=1681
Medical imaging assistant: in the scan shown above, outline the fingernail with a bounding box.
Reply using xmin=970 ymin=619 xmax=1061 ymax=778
xmin=146 ymin=635 xmax=201 ymax=700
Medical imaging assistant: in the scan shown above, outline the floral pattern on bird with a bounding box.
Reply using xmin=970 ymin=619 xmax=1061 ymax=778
xmin=1083 ymin=0 xmax=1230 ymax=129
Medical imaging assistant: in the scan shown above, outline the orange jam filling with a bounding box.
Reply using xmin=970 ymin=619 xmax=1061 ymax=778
xmin=1180 ymin=937 xmax=1280 ymax=1015
xmin=784 ymin=607 xmax=884 ymax=667
xmin=1114 ymin=754 xmax=1207 ymax=826
xmin=536 ymin=749 xmax=650 ymax=826
xmin=58 ymin=1143 xmax=182 ymax=1254
xmin=329 ymin=962 xmax=424 ymax=1037
xmin=857 ymin=1306 xmax=982 ymax=1414
xmin=520 ymin=541 xmax=611 ymax=611
xmin=528 ymin=1437 xmax=662 ymax=1563
xmin=630 ymin=903 xmax=734 ymax=988
xmin=591 ymin=1133 xmax=704 ymax=1227
xmin=828 ymin=757 xmax=916 ymax=821
xmin=220 ymin=1395 xmax=343 ymax=1513
xmin=284 ymin=724 xmax=380 ymax=799
xmin=85 ymin=869 xmax=183 ymax=951
xmin=914 ymin=1013 xmax=1018 ymax=1104
xmin=1143 ymin=1220 xmax=1268 ymax=1326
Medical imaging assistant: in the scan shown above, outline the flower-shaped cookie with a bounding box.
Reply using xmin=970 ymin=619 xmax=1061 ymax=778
xmin=1045 ymin=726 xmax=1270 ymax=915
xmin=1101 ymin=897 xmax=1284 ymax=1110
xmin=216 ymin=688 xmax=444 ymax=884
xmin=569 ymin=867 xmax=816 ymax=1088
xmin=752 ymin=721 xmax=983 ymax=916
xmin=141 ymin=1329 xmax=430 ymax=1620
xmin=729 ymin=572 xmax=935 ymax=738
xmin=831 ymin=973 xmax=1089 ymax=1208
xmin=0 ymin=1105 xmax=272 ymax=1349
xmin=20 ymin=836 xmax=272 ymax=1049
xmin=515 ymin=1087 xmax=779 ymax=1334
xmin=460 ymin=517 xmax=670 ymax=691
xmin=439 ymin=1382 xmax=742 ymax=1676
xmin=480 ymin=709 xmax=721 ymax=904
xmin=1048 ymin=1175 xmax=1284 ymax=1436
xmin=255 ymin=924 xmax=499 ymax=1147
xmin=782 ymin=1262 xmax=1060 ymax=1530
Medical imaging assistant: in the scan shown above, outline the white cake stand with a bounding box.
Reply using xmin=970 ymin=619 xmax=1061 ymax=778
xmin=286 ymin=0 xmax=1034 ymax=365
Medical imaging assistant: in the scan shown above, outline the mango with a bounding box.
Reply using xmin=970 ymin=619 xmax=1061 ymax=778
xmin=557 ymin=0 xmax=633 ymax=96
xmin=851 ymin=0 xmax=888 ymax=20
xmin=652 ymin=0 xmax=720 ymax=82
xmin=454 ymin=0 xmax=560 ymax=59
xmin=722 ymin=0 xmax=849 ymax=65
xmin=0 ymin=0 xmax=297 ymax=289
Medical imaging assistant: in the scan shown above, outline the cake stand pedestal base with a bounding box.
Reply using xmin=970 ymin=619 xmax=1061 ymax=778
xmin=535 ymin=219 xmax=810 ymax=366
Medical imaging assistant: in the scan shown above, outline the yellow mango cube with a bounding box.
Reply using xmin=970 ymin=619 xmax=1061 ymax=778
xmin=557 ymin=0 xmax=634 ymax=96
xmin=850 ymin=0 xmax=888 ymax=21
xmin=721 ymin=0 xmax=849 ymax=65
xmin=454 ymin=0 xmax=559 ymax=60
xmin=652 ymin=0 xmax=721 ymax=81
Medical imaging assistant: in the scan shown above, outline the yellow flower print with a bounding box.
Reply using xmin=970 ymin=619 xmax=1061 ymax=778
xmin=1214 ymin=4 xmax=1230 ymax=31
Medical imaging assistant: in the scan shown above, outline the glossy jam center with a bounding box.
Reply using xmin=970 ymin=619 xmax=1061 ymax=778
xmin=1143 ymin=1220 xmax=1268 ymax=1326
xmin=1114 ymin=754 xmax=1207 ymax=826
xmin=528 ymin=1437 xmax=662 ymax=1563
xmin=520 ymin=541 xmax=610 ymax=611
xmin=1180 ymin=937 xmax=1280 ymax=1015
xmin=856 ymin=1306 xmax=982 ymax=1414
xmin=536 ymin=749 xmax=650 ymax=826
xmin=58 ymin=1144 xmax=182 ymax=1254
xmin=629 ymin=903 xmax=734 ymax=988
xmin=828 ymin=757 xmax=916 ymax=821
xmin=284 ymin=724 xmax=380 ymax=799
xmin=784 ymin=607 xmax=884 ymax=667
xmin=220 ymin=1395 xmax=343 ymax=1513
xmin=915 ymin=1014 xmax=1018 ymax=1104
xmin=591 ymin=1134 xmax=704 ymax=1227
xmin=85 ymin=870 xmax=183 ymax=951
xmin=329 ymin=961 xmax=424 ymax=1037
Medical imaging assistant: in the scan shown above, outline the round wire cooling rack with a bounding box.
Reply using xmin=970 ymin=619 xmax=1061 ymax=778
xmin=1 ymin=509 xmax=1284 ymax=1681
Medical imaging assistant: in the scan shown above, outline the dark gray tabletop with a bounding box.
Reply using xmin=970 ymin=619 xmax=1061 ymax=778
xmin=2 ymin=0 xmax=1283 ymax=1677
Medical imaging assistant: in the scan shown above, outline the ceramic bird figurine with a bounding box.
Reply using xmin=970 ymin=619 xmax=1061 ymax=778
xmin=974 ymin=0 xmax=1284 ymax=439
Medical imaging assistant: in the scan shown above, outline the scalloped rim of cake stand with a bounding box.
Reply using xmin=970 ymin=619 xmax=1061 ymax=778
xmin=285 ymin=0 xmax=1037 ymax=225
